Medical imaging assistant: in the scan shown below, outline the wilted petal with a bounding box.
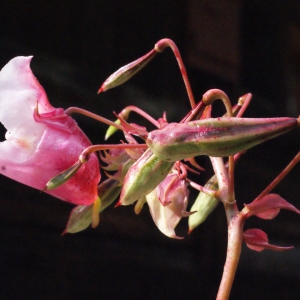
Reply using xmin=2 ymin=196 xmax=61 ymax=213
xmin=146 ymin=189 xmax=184 ymax=239
xmin=243 ymin=228 xmax=294 ymax=252
xmin=146 ymin=173 xmax=191 ymax=239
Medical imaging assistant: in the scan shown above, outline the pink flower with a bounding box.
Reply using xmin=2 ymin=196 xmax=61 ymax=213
xmin=0 ymin=56 xmax=100 ymax=205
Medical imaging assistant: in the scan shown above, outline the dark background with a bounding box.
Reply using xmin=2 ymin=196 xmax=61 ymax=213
xmin=1 ymin=1 xmax=300 ymax=299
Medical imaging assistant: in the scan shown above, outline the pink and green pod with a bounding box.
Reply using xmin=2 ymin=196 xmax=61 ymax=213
xmin=118 ymin=148 xmax=174 ymax=206
xmin=146 ymin=117 xmax=299 ymax=162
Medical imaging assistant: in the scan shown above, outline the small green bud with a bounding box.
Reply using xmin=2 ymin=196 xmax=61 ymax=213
xmin=105 ymin=119 xmax=122 ymax=140
xmin=99 ymin=49 xmax=157 ymax=92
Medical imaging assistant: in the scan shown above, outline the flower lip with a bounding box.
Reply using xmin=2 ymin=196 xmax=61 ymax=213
xmin=0 ymin=56 xmax=57 ymax=163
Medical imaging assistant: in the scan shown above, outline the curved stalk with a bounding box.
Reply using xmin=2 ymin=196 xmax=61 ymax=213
xmin=65 ymin=107 xmax=125 ymax=131
xmin=117 ymin=105 xmax=160 ymax=128
xmin=155 ymin=38 xmax=196 ymax=109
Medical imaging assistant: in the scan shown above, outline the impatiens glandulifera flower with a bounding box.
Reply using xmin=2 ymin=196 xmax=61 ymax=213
xmin=0 ymin=57 xmax=100 ymax=210
xmin=146 ymin=117 xmax=299 ymax=162
xmin=146 ymin=173 xmax=192 ymax=239
xmin=243 ymin=228 xmax=294 ymax=252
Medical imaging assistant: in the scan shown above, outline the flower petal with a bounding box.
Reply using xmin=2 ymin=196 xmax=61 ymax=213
xmin=146 ymin=189 xmax=184 ymax=239
xmin=0 ymin=57 xmax=100 ymax=206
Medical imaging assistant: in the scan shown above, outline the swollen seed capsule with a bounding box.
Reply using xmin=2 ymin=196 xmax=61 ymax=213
xmin=119 ymin=149 xmax=174 ymax=206
xmin=146 ymin=117 xmax=299 ymax=162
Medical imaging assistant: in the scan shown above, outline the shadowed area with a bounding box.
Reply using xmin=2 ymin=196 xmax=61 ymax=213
xmin=0 ymin=1 xmax=300 ymax=299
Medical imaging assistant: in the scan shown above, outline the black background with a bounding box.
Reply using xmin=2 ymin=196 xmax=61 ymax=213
xmin=1 ymin=1 xmax=300 ymax=299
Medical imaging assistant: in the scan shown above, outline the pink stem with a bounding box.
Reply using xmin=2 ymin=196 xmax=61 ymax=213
xmin=155 ymin=38 xmax=196 ymax=109
xmin=81 ymin=143 xmax=148 ymax=160
xmin=236 ymin=93 xmax=252 ymax=118
xmin=65 ymin=107 xmax=125 ymax=131
xmin=187 ymin=180 xmax=217 ymax=197
xmin=217 ymin=213 xmax=244 ymax=300
xmin=119 ymin=105 xmax=160 ymax=128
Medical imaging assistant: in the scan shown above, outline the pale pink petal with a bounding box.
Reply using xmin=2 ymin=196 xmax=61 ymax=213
xmin=146 ymin=189 xmax=183 ymax=239
xmin=0 ymin=56 xmax=100 ymax=205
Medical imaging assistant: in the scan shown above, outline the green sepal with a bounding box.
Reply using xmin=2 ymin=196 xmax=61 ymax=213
xmin=105 ymin=119 xmax=122 ymax=140
xmin=63 ymin=179 xmax=121 ymax=234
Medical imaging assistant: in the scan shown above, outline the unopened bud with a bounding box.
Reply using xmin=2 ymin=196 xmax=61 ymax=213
xmin=99 ymin=49 xmax=157 ymax=93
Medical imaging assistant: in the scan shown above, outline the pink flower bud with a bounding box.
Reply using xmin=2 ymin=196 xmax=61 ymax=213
xmin=0 ymin=56 xmax=100 ymax=205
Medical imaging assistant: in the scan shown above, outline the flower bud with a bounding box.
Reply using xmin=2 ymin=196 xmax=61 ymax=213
xmin=146 ymin=117 xmax=299 ymax=162
xmin=99 ymin=49 xmax=157 ymax=92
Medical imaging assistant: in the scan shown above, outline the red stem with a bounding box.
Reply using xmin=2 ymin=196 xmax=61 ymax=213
xmin=119 ymin=105 xmax=160 ymax=128
xmin=65 ymin=107 xmax=125 ymax=131
xmin=155 ymin=38 xmax=196 ymax=109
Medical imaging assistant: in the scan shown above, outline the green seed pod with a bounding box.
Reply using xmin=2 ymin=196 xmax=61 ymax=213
xmin=146 ymin=117 xmax=299 ymax=162
xmin=63 ymin=179 xmax=121 ymax=234
xmin=119 ymin=148 xmax=174 ymax=206
xmin=188 ymin=176 xmax=219 ymax=233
